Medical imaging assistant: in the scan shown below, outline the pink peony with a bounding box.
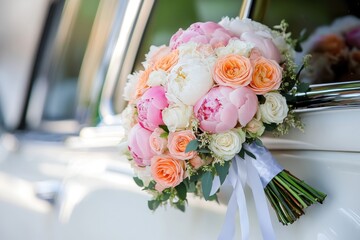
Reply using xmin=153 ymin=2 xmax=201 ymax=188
xmin=169 ymin=22 xmax=236 ymax=50
xmin=128 ymin=124 xmax=155 ymax=167
xmin=194 ymin=86 xmax=238 ymax=133
xmin=229 ymin=87 xmax=258 ymax=126
xmin=241 ymin=32 xmax=281 ymax=63
xmin=136 ymin=86 xmax=169 ymax=131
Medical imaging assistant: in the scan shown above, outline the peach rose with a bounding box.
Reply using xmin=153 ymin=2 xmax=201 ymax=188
xmin=189 ymin=156 xmax=207 ymax=170
xmin=168 ymin=130 xmax=197 ymax=160
xmin=151 ymin=154 xmax=185 ymax=191
xmin=134 ymin=68 xmax=152 ymax=100
xmin=154 ymin=50 xmax=179 ymax=72
xmin=249 ymin=56 xmax=282 ymax=95
xmin=149 ymin=128 xmax=167 ymax=154
xmin=213 ymin=54 xmax=252 ymax=87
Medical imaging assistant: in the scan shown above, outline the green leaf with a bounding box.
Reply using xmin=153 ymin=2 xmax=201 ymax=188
xmin=160 ymin=132 xmax=168 ymax=138
xmin=201 ymin=171 xmax=214 ymax=200
xmin=148 ymin=200 xmax=160 ymax=211
xmin=159 ymin=125 xmax=169 ymax=133
xmin=244 ymin=149 xmax=256 ymax=159
xmin=133 ymin=177 xmax=144 ymax=187
xmin=160 ymin=192 xmax=171 ymax=201
xmin=215 ymin=161 xmax=230 ymax=185
xmin=264 ymin=123 xmax=277 ymax=131
xmin=238 ymin=148 xmax=245 ymax=159
xmin=284 ymin=93 xmax=297 ymax=104
xmin=187 ymin=182 xmax=196 ymax=193
xmin=175 ymin=182 xmax=187 ymax=201
xmin=258 ymin=95 xmax=266 ymax=104
xmin=185 ymin=139 xmax=199 ymax=153
xmin=254 ymin=138 xmax=264 ymax=147
xmin=197 ymin=148 xmax=211 ymax=154
xmin=297 ymin=82 xmax=311 ymax=93
xmin=144 ymin=181 xmax=156 ymax=190
xmin=174 ymin=201 xmax=186 ymax=212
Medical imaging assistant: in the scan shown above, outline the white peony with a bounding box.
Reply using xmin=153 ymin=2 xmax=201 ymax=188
xmin=120 ymin=105 xmax=137 ymax=134
xmin=147 ymin=70 xmax=167 ymax=87
xmin=123 ymin=71 xmax=140 ymax=101
xmin=209 ymin=129 xmax=245 ymax=161
xmin=178 ymin=42 xmax=217 ymax=66
xmin=142 ymin=45 xmax=169 ymax=68
xmin=132 ymin=164 xmax=152 ymax=187
xmin=260 ymin=92 xmax=289 ymax=124
xmin=167 ymin=58 xmax=213 ymax=105
xmin=219 ymin=17 xmax=273 ymax=38
xmin=162 ymin=103 xmax=192 ymax=132
xmin=215 ymin=39 xmax=254 ymax=57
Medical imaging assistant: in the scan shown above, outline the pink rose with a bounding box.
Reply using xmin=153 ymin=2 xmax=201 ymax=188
xmin=241 ymin=32 xmax=281 ymax=63
xmin=128 ymin=124 xmax=155 ymax=167
xmin=137 ymin=86 xmax=168 ymax=131
xmin=194 ymin=86 xmax=238 ymax=133
xmin=346 ymin=26 xmax=360 ymax=49
xmin=168 ymin=130 xmax=197 ymax=160
xmin=170 ymin=22 xmax=235 ymax=50
xmin=149 ymin=128 xmax=167 ymax=154
xmin=229 ymin=87 xmax=258 ymax=126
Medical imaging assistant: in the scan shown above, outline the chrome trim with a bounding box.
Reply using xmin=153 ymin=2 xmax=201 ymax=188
xmin=99 ymin=0 xmax=154 ymax=124
xmin=239 ymin=0 xmax=253 ymax=19
xmin=295 ymin=81 xmax=360 ymax=112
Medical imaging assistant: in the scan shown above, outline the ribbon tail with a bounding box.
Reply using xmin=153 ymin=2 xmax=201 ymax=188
xmin=245 ymin=156 xmax=276 ymax=240
xmin=218 ymin=158 xmax=249 ymax=240
xmin=210 ymin=175 xmax=221 ymax=196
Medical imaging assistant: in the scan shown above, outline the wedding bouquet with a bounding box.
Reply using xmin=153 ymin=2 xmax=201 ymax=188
xmin=299 ymin=15 xmax=360 ymax=83
xmin=121 ymin=17 xmax=326 ymax=238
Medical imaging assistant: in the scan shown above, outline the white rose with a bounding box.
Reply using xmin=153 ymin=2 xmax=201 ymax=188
xmin=215 ymin=39 xmax=254 ymax=57
xmin=162 ymin=103 xmax=192 ymax=132
xmin=147 ymin=70 xmax=167 ymax=87
xmin=209 ymin=130 xmax=244 ymax=161
xmin=260 ymin=92 xmax=289 ymax=124
xmin=167 ymin=58 xmax=213 ymax=105
xmin=246 ymin=119 xmax=265 ymax=138
xmin=123 ymin=71 xmax=140 ymax=101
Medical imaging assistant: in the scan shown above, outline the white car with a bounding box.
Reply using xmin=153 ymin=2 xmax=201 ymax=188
xmin=0 ymin=0 xmax=359 ymax=239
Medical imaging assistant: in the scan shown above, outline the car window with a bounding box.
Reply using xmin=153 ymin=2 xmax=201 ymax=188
xmin=259 ymin=0 xmax=360 ymax=84
xmin=26 ymin=0 xmax=121 ymax=133
xmin=112 ymin=0 xmax=244 ymax=114
xmin=0 ymin=0 xmax=51 ymax=130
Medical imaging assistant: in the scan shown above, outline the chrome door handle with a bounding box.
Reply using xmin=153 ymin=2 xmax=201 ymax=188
xmin=34 ymin=180 xmax=62 ymax=205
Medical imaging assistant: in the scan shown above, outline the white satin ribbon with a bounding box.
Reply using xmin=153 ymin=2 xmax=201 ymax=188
xmin=212 ymin=143 xmax=280 ymax=240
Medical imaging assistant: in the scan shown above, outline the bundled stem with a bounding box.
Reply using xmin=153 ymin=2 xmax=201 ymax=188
xmin=265 ymin=170 xmax=327 ymax=225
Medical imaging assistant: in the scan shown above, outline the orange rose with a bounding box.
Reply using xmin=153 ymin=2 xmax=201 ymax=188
xmin=168 ymin=130 xmax=197 ymax=160
xmin=213 ymin=54 xmax=252 ymax=87
xmin=154 ymin=49 xmax=179 ymax=72
xmin=249 ymin=56 xmax=282 ymax=95
xmin=151 ymin=154 xmax=185 ymax=190
xmin=134 ymin=68 xmax=152 ymax=100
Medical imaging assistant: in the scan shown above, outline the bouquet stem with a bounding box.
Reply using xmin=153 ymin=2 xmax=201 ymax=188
xmin=264 ymin=170 xmax=327 ymax=225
